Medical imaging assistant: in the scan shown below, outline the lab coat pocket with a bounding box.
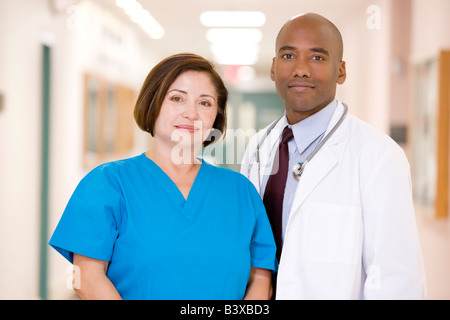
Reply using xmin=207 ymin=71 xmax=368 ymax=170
xmin=301 ymin=203 xmax=362 ymax=264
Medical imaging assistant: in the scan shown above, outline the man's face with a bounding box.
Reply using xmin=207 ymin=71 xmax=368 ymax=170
xmin=271 ymin=18 xmax=346 ymax=124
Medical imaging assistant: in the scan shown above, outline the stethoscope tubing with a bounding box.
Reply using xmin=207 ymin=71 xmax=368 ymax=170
xmin=248 ymin=103 xmax=348 ymax=192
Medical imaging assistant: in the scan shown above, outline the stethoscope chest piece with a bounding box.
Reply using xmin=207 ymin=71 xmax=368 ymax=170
xmin=292 ymin=162 xmax=304 ymax=179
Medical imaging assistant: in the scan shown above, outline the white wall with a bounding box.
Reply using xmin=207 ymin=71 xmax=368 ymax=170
xmin=0 ymin=0 xmax=57 ymax=299
xmin=411 ymin=0 xmax=450 ymax=63
xmin=0 ymin=0 xmax=157 ymax=299
xmin=336 ymin=0 xmax=392 ymax=134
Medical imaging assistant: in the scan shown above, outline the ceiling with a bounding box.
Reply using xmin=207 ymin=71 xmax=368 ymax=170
xmin=99 ymin=0 xmax=368 ymax=84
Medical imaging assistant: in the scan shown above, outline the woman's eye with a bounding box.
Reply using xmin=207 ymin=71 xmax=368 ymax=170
xmin=200 ymin=100 xmax=212 ymax=107
xmin=171 ymin=96 xmax=183 ymax=102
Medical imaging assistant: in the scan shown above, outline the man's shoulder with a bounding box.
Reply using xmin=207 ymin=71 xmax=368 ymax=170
xmin=345 ymin=114 xmax=405 ymax=157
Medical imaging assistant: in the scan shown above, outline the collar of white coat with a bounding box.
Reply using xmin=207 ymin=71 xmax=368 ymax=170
xmin=255 ymin=99 xmax=346 ymax=181
xmin=290 ymin=100 xmax=337 ymax=155
xmin=323 ymin=100 xmax=347 ymax=143
xmin=262 ymin=99 xmax=347 ymax=157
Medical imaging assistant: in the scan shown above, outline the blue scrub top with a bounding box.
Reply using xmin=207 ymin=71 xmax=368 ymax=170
xmin=49 ymin=153 xmax=276 ymax=300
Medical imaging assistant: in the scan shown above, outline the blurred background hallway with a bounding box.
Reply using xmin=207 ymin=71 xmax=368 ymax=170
xmin=0 ymin=0 xmax=449 ymax=299
xmin=416 ymin=208 xmax=450 ymax=299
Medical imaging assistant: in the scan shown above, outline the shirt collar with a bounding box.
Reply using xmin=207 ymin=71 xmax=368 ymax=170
xmin=287 ymin=99 xmax=337 ymax=154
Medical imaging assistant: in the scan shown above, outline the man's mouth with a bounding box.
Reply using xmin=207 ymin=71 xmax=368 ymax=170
xmin=288 ymin=82 xmax=315 ymax=92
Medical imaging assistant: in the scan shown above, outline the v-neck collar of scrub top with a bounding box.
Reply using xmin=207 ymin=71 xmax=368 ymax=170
xmin=139 ymin=153 xmax=213 ymax=222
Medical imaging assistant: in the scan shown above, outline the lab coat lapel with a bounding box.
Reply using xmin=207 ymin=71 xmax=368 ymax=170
xmin=290 ymin=144 xmax=338 ymax=213
xmin=289 ymin=103 xmax=347 ymax=215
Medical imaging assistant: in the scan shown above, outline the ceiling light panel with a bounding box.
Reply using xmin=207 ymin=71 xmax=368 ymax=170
xmin=115 ymin=0 xmax=164 ymax=39
xmin=206 ymin=28 xmax=263 ymax=44
xmin=200 ymin=11 xmax=266 ymax=27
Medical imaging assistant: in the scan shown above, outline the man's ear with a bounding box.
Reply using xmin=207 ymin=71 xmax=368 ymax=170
xmin=270 ymin=57 xmax=276 ymax=81
xmin=337 ymin=60 xmax=346 ymax=85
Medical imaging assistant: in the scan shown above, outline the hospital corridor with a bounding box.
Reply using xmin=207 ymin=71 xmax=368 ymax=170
xmin=0 ymin=0 xmax=449 ymax=300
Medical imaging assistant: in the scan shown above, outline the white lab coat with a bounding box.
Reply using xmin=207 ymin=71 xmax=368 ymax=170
xmin=241 ymin=101 xmax=427 ymax=299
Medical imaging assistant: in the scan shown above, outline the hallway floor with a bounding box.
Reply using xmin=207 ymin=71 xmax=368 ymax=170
xmin=415 ymin=207 xmax=450 ymax=299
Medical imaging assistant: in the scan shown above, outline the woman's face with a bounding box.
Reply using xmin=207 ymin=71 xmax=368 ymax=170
xmin=153 ymin=70 xmax=218 ymax=149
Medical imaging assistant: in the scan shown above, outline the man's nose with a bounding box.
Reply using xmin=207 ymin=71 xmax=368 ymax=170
xmin=291 ymin=59 xmax=311 ymax=78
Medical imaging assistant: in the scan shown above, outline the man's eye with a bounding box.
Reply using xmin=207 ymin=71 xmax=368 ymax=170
xmin=312 ymin=56 xmax=325 ymax=61
xmin=282 ymin=53 xmax=294 ymax=59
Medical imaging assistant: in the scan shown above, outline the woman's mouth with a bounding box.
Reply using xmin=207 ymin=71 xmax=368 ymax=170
xmin=175 ymin=125 xmax=199 ymax=133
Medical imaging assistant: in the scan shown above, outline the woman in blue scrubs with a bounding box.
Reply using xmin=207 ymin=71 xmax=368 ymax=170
xmin=49 ymin=53 xmax=277 ymax=300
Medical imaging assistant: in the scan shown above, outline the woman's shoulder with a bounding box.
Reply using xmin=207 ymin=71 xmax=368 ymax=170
xmin=82 ymin=153 xmax=145 ymax=185
xmin=202 ymin=159 xmax=242 ymax=176
xmin=95 ymin=153 xmax=146 ymax=171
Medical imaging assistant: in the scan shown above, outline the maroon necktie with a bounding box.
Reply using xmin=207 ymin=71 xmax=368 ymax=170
xmin=263 ymin=126 xmax=294 ymax=261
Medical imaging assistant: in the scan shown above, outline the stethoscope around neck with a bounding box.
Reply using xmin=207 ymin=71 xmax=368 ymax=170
xmin=247 ymin=103 xmax=348 ymax=193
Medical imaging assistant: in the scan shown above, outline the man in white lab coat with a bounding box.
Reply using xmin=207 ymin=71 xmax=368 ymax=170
xmin=241 ymin=13 xmax=426 ymax=299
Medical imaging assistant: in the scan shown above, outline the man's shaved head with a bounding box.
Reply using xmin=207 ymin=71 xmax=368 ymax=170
xmin=276 ymin=13 xmax=344 ymax=61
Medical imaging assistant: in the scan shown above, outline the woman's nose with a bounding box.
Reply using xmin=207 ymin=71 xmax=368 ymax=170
xmin=183 ymin=101 xmax=199 ymax=119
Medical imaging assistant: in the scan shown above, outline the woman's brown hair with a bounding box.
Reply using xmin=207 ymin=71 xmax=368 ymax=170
xmin=134 ymin=53 xmax=227 ymax=147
